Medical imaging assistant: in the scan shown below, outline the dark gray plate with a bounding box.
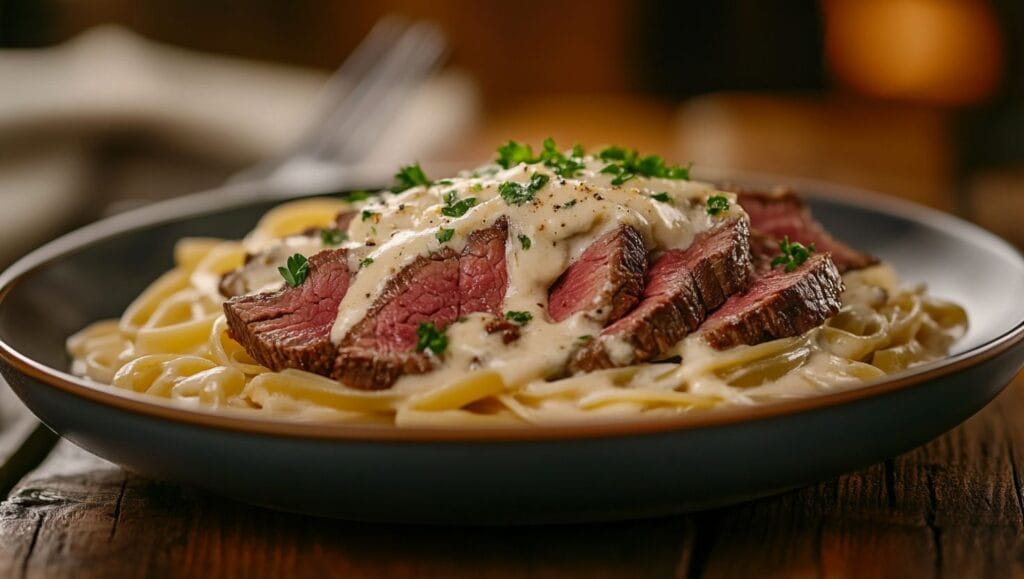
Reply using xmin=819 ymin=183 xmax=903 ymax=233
xmin=0 ymin=175 xmax=1022 ymax=524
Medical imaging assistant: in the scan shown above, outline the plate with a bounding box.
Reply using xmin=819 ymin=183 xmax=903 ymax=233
xmin=0 ymin=175 xmax=1022 ymax=524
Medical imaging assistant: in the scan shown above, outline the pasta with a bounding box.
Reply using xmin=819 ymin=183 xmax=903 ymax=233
xmin=67 ymin=195 xmax=967 ymax=426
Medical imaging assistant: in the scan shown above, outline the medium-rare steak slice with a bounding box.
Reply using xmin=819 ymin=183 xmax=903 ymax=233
xmin=333 ymin=219 xmax=511 ymax=390
xmin=548 ymin=224 xmax=647 ymax=324
xmin=223 ymin=249 xmax=351 ymax=375
xmin=459 ymin=217 xmax=509 ymax=316
xmin=571 ymin=219 xmax=752 ymax=372
xmin=333 ymin=248 xmax=461 ymax=390
xmin=701 ymin=252 xmax=843 ymax=349
xmin=730 ymin=187 xmax=877 ymax=273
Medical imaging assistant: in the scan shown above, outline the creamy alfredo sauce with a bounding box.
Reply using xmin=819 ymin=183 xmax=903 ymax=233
xmin=278 ymin=157 xmax=741 ymax=391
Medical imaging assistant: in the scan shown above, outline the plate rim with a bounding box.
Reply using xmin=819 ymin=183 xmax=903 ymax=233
xmin=1 ymin=174 xmax=1022 ymax=443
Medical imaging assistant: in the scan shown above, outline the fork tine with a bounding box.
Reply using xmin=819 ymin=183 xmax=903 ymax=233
xmin=322 ymin=22 xmax=448 ymax=162
xmin=292 ymin=16 xmax=411 ymax=150
xmin=311 ymin=22 xmax=448 ymax=162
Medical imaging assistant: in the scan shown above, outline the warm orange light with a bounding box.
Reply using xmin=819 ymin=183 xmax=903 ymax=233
xmin=824 ymin=0 xmax=1004 ymax=106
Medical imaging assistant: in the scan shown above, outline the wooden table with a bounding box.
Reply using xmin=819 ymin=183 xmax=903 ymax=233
xmin=0 ymin=371 xmax=1021 ymax=579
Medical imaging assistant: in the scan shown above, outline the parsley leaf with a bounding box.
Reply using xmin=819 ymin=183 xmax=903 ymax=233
xmin=597 ymin=146 xmax=691 ymax=185
xmin=539 ymin=137 xmax=586 ymax=178
xmin=770 ymin=236 xmax=815 ymax=272
xmin=499 ymin=172 xmax=550 ymax=206
xmin=505 ymin=311 xmax=533 ymax=325
xmin=577 ymin=335 xmax=593 ymax=343
xmin=392 ymin=163 xmax=431 ymax=192
xmin=278 ymin=254 xmax=309 ymax=287
xmin=441 ymin=192 xmax=477 ymax=217
xmin=496 ymin=140 xmax=537 ymax=168
xmin=345 ymin=190 xmax=371 ymax=202
xmin=361 ymin=209 xmax=376 ymax=222
xmin=415 ymin=322 xmax=448 ymax=355
xmin=320 ymin=228 xmax=347 ymax=246
xmin=706 ymin=195 xmax=730 ymax=216
xmin=651 ymin=192 xmax=672 ymax=203
xmin=518 ymin=234 xmax=532 ymax=250
xmin=359 ymin=257 xmax=374 ymax=269
xmin=436 ymin=228 xmax=455 ymax=243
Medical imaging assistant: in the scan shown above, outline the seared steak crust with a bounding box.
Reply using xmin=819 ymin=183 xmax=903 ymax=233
xmin=571 ymin=219 xmax=752 ymax=372
xmin=548 ymin=225 xmax=647 ymax=324
xmin=223 ymin=249 xmax=351 ymax=375
xmin=701 ymin=252 xmax=843 ymax=349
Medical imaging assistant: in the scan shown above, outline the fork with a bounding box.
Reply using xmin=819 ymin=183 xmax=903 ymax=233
xmin=228 ymin=16 xmax=448 ymax=189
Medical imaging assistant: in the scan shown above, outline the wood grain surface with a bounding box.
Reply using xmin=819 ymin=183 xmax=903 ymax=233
xmin=0 ymin=373 xmax=1021 ymax=579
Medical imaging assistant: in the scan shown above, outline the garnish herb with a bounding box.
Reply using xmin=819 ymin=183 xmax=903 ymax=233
xmin=505 ymin=311 xmax=533 ymax=326
xmin=518 ymin=234 xmax=532 ymax=250
xmin=359 ymin=257 xmax=374 ymax=269
xmin=556 ymin=199 xmax=578 ymax=210
xmin=361 ymin=209 xmax=376 ymax=222
xmin=436 ymin=228 xmax=455 ymax=243
xmin=392 ymin=162 xmax=431 ymax=192
xmin=499 ymin=172 xmax=549 ymax=206
xmin=706 ymin=195 xmax=730 ymax=216
xmin=278 ymin=254 xmax=309 ymax=287
xmin=771 ymin=236 xmax=815 ymax=272
xmin=577 ymin=335 xmax=593 ymax=343
xmin=441 ymin=191 xmax=477 ymax=217
xmin=598 ymin=146 xmax=690 ymax=186
xmin=495 ymin=138 xmax=585 ymax=178
xmin=496 ymin=140 xmax=536 ymax=169
xmin=415 ymin=322 xmax=448 ymax=355
xmin=651 ymin=192 xmax=672 ymax=203
xmin=345 ymin=190 xmax=371 ymax=202
xmin=539 ymin=137 xmax=585 ymax=178
xmin=436 ymin=179 xmax=453 ymax=186
xmin=320 ymin=228 xmax=347 ymax=246
xmin=469 ymin=183 xmax=483 ymax=193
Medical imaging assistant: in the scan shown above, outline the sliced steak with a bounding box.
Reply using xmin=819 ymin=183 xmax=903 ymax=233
xmin=729 ymin=187 xmax=878 ymax=273
xmin=548 ymin=225 xmax=647 ymax=324
xmin=459 ymin=217 xmax=509 ymax=316
xmin=333 ymin=219 xmax=510 ymax=390
xmin=223 ymin=249 xmax=351 ymax=374
xmin=333 ymin=248 xmax=461 ymax=390
xmin=571 ymin=219 xmax=752 ymax=371
xmin=701 ymin=252 xmax=843 ymax=349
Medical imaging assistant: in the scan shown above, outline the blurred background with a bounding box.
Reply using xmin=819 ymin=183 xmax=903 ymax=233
xmin=1 ymin=0 xmax=1022 ymax=263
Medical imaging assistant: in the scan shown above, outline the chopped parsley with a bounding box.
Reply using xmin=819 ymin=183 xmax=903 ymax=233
xmin=706 ymin=195 xmax=730 ymax=216
xmin=441 ymin=191 xmax=477 ymax=217
xmin=598 ymin=146 xmax=691 ymax=186
xmin=496 ymin=140 xmax=537 ymax=169
xmin=436 ymin=179 xmax=453 ymax=186
xmin=345 ymin=190 xmax=371 ymax=202
xmin=499 ymin=172 xmax=549 ymax=206
xmin=577 ymin=335 xmax=593 ymax=343
xmin=359 ymin=257 xmax=374 ymax=269
xmin=320 ymin=228 xmax=347 ymax=246
xmin=518 ymin=234 xmax=532 ymax=250
xmin=505 ymin=311 xmax=533 ymax=326
xmin=278 ymin=254 xmax=309 ymax=287
xmin=651 ymin=192 xmax=672 ymax=203
xmin=771 ymin=236 xmax=815 ymax=272
xmin=469 ymin=183 xmax=483 ymax=193
xmin=392 ymin=162 xmax=431 ymax=192
xmin=361 ymin=209 xmax=376 ymax=222
xmin=556 ymin=199 xmax=578 ymax=210
xmin=436 ymin=228 xmax=455 ymax=243
xmin=539 ymin=137 xmax=585 ymax=178
xmin=415 ymin=322 xmax=448 ymax=355
xmin=495 ymin=138 xmax=585 ymax=178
